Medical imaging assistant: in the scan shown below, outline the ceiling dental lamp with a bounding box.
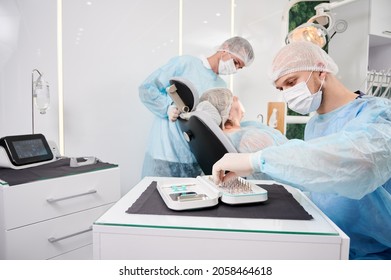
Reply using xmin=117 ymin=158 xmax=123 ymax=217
xmin=286 ymin=0 xmax=356 ymax=48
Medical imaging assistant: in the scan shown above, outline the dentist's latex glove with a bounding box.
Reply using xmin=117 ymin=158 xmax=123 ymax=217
xmin=212 ymin=153 xmax=254 ymax=185
xmin=167 ymin=105 xmax=180 ymax=122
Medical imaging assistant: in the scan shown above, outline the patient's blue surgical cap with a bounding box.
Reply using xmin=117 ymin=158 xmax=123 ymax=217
xmin=270 ymin=41 xmax=338 ymax=82
xmin=218 ymin=36 xmax=255 ymax=67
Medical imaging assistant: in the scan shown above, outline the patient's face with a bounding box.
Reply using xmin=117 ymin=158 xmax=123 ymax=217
xmin=229 ymin=96 xmax=245 ymax=124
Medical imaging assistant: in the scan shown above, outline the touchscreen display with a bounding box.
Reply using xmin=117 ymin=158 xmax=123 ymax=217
xmin=0 ymin=134 xmax=53 ymax=166
xmin=13 ymin=139 xmax=48 ymax=159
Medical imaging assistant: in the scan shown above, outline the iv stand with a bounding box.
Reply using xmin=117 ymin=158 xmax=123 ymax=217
xmin=31 ymin=69 xmax=42 ymax=134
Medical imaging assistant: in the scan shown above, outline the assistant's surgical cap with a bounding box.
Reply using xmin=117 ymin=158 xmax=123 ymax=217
xmin=199 ymin=88 xmax=233 ymax=127
xmin=218 ymin=36 xmax=255 ymax=67
xmin=270 ymin=41 xmax=338 ymax=82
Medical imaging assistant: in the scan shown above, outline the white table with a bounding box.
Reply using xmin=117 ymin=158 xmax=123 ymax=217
xmin=93 ymin=177 xmax=349 ymax=260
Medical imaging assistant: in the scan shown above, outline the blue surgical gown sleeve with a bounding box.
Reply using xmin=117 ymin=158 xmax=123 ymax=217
xmin=139 ymin=55 xmax=226 ymax=118
xmin=138 ymin=56 xmax=185 ymax=118
xmin=252 ymin=96 xmax=391 ymax=199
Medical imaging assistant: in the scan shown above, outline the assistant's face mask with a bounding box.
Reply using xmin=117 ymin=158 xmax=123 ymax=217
xmin=282 ymin=71 xmax=325 ymax=115
xmin=218 ymin=54 xmax=237 ymax=75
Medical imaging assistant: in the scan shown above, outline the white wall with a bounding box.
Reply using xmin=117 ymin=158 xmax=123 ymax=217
xmin=182 ymin=0 xmax=231 ymax=54
xmin=0 ymin=0 xmax=377 ymax=195
xmin=233 ymin=0 xmax=287 ymax=121
xmin=62 ymin=0 xmax=179 ymax=195
xmin=0 ymin=0 xmax=58 ymax=143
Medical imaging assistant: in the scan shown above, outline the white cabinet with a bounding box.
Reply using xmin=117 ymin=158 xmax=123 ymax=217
xmin=0 ymin=165 xmax=120 ymax=260
xmin=370 ymin=0 xmax=391 ymax=38
xmin=367 ymin=0 xmax=391 ymax=90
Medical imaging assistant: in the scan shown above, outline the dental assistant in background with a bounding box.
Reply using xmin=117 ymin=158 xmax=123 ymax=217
xmin=139 ymin=36 xmax=254 ymax=178
xmin=212 ymin=41 xmax=391 ymax=260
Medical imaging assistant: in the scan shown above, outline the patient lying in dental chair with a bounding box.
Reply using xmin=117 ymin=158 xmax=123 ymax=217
xmin=195 ymin=87 xmax=288 ymax=179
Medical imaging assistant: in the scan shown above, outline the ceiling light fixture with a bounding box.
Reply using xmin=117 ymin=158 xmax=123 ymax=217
xmin=286 ymin=0 xmax=356 ymax=48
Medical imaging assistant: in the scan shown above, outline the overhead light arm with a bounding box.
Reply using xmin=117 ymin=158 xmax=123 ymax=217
xmin=310 ymin=0 xmax=357 ymax=28
xmin=314 ymin=0 xmax=358 ymax=13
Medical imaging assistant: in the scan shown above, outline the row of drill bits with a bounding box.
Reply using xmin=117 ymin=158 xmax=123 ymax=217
xmin=219 ymin=177 xmax=254 ymax=194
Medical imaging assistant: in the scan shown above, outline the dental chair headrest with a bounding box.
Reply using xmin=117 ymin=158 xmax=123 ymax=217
xmin=178 ymin=110 xmax=237 ymax=175
xmin=169 ymin=77 xmax=199 ymax=112
xmin=169 ymin=76 xmax=237 ymax=175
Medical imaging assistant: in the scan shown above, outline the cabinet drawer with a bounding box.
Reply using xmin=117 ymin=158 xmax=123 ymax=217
xmin=49 ymin=244 xmax=93 ymax=260
xmin=3 ymin=167 xmax=120 ymax=229
xmin=3 ymin=204 xmax=112 ymax=260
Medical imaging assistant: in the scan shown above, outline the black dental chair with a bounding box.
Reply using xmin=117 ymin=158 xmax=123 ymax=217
xmin=168 ymin=77 xmax=237 ymax=175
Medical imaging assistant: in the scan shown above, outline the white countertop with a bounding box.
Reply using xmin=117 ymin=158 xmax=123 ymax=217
xmin=95 ymin=177 xmax=341 ymax=236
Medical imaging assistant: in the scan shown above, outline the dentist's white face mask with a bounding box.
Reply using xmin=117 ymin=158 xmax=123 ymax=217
xmin=282 ymin=71 xmax=325 ymax=115
xmin=218 ymin=54 xmax=237 ymax=75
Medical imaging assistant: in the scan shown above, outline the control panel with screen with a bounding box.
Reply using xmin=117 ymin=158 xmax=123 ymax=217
xmin=0 ymin=134 xmax=54 ymax=168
